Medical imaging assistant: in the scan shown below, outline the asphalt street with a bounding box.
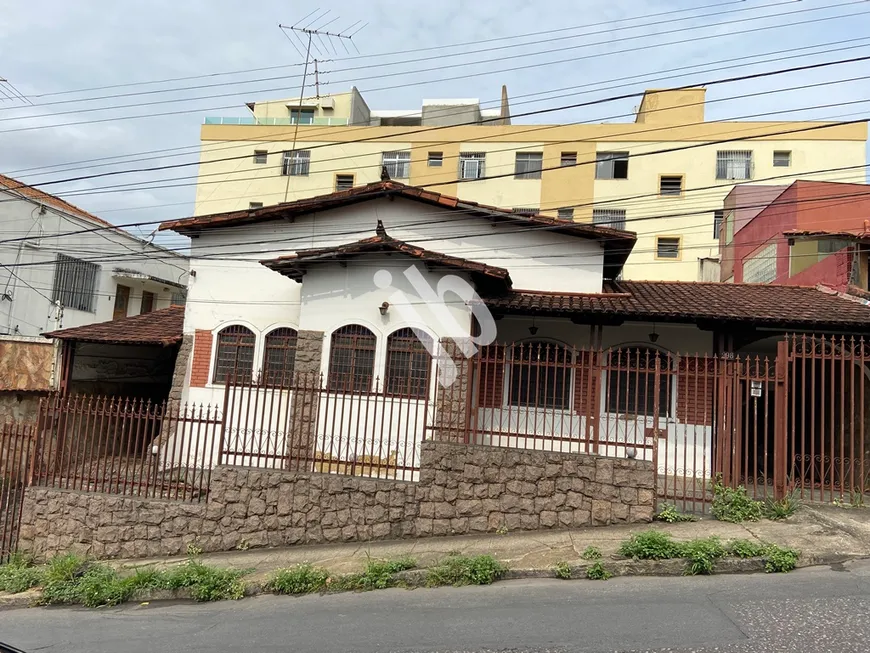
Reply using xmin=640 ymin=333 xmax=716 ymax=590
xmin=1 ymin=559 xmax=869 ymax=653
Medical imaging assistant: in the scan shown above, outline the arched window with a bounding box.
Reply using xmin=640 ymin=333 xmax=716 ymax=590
xmin=213 ymin=325 xmax=255 ymax=384
xmin=262 ymin=327 xmax=298 ymax=385
xmin=328 ymin=325 xmax=376 ymax=392
xmin=606 ymin=346 xmax=672 ymax=417
xmin=385 ymin=328 xmax=433 ymax=398
xmin=509 ymin=341 xmax=572 ymax=409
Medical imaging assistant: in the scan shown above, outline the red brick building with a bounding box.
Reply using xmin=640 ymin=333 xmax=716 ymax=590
xmin=719 ymin=180 xmax=870 ymax=290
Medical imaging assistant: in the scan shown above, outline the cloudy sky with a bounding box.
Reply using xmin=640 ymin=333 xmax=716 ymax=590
xmin=1 ymin=0 xmax=869 ymax=246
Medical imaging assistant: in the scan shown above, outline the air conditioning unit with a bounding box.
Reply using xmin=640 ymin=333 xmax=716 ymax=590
xmin=319 ymin=97 xmax=335 ymax=109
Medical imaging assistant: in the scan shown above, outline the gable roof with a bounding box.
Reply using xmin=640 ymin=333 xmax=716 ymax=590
xmin=485 ymin=280 xmax=870 ymax=330
xmin=0 ymin=173 xmax=115 ymax=228
xmin=43 ymin=306 xmax=185 ymax=346
xmin=159 ymin=180 xmax=636 ymax=279
xmin=261 ymin=228 xmax=512 ymax=294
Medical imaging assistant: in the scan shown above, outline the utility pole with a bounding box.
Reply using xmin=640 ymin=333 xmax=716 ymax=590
xmin=278 ymin=11 xmax=365 ymax=202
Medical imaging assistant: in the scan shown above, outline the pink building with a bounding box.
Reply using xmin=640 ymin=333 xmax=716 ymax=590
xmin=719 ymin=180 xmax=870 ymax=292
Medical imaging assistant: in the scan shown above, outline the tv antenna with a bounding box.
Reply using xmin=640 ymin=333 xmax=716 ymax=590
xmin=278 ymin=11 xmax=365 ymax=201
xmin=0 ymin=76 xmax=32 ymax=105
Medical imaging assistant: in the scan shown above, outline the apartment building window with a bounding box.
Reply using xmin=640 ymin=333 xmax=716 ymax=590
xmin=659 ymin=175 xmax=683 ymax=196
xmin=713 ymin=209 xmax=724 ymax=239
xmin=335 ymin=174 xmax=355 ymax=191
xmin=512 ymin=207 xmax=539 ymax=215
xmin=52 ymin=254 xmax=99 ymax=313
xmin=281 ymin=150 xmax=310 ymax=176
xmin=249 ymin=202 xmax=263 ymax=209
xmin=592 ymin=208 xmax=627 ymax=230
xmin=560 ymin=152 xmax=577 ymax=167
xmin=382 ymin=151 xmax=411 ymax=179
xmin=724 ymin=210 xmax=735 ymax=244
xmin=253 ymin=150 xmax=268 ymax=164
xmin=655 ymin=236 xmax=681 ymax=259
xmin=289 ymin=108 xmax=315 ymax=124
xmin=140 ymin=291 xmax=155 ymax=315
xmin=716 ymin=150 xmax=753 ymax=180
xmin=744 ymin=244 xmax=777 ymax=283
xmin=427 ymin=151 xmax=443 ymax=167
xmin=773 ymin=150 xmax=792 ymax=167
xmin=170 ymin=292 xmax=186 ymax=307
xmin=515 ymin=152 xmax=543 ymax=179
xmin=459 ymin=152 xmax=486 ymax=179
xmin=557 ymin=207 xmax=574 ymax=220
xmin=595 ymin=151 xmax=629 ymax=179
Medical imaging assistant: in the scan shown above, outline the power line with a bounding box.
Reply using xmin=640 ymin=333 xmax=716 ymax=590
xmin=1 ymin=0 xmax=866 ymax=138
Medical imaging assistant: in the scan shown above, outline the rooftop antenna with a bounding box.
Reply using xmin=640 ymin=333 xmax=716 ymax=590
xmin=0 ymin=76 xmax=32 ymax=105
xmin=278 ymin=13 xmax=365 ymax=202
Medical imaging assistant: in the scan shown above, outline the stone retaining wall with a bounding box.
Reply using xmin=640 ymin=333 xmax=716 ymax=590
xmin=18 ymin=442 xmax=654 ymax=560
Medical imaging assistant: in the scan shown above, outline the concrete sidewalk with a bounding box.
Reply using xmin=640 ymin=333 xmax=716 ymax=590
xmin=118 ymin=505 xmax=870 ymax=583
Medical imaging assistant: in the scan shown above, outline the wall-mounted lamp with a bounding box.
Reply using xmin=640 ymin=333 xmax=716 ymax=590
xmin=379 ymin=301 xmax=390 ymax=316
xmin=648 ymin=324 xmax=659 ymax=343
xmin=528 ymin=317 xmax=538 ymax=336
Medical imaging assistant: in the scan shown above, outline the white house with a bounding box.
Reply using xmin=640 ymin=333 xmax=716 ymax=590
xmin=0 ymin=174 xmax=189 ymax=337
xmin=159 ymin=181 xmax=870 ymax=498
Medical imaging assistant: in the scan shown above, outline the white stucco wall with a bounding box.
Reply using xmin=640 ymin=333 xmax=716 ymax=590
xmin=0 ymin=191 xmax=189 ymax=336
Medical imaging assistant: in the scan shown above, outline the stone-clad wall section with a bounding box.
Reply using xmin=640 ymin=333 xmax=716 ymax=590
xmin=416 ymin=441 xmax=655 ymax=536
xmin=18 ymin=442 xmax=654 ymax=560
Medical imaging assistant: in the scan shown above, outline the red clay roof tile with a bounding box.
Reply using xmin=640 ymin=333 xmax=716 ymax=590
xmin=43 ymin=306 xmax=185 ymax=346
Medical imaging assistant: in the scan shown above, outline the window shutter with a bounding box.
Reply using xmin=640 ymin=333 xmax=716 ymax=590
xmin=477 ymin=344 xmax=506 ymax=408
xmin=675 ymin=357 xmax=714 ymax=426
xmin=573 ymin=350 xmax=599 ymax=416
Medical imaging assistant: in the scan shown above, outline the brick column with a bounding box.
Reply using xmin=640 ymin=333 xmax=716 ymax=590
xmin=286 ymin=330 xmax=324 ymax=470
xmin=189 ymin=330 xmax=213 ymax=388
xmin=431 ymin=338 xmax=474 ymax=443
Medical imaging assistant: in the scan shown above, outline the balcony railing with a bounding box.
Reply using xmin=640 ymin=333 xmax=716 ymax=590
xmin=203 ymin=116 xmax=349 ymax=126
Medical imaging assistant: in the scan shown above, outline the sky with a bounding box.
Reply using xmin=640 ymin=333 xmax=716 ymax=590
xmin=0 ymin=0 xmax=869 ymax=246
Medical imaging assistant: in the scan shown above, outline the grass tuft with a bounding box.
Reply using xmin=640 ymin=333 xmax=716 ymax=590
xmin=581 ymin=545 xmax=603 ymax=561
xmin=267 ymin=563 xmax=329 ymax=595
xmin=426 ymin=554 xmax=507 ymax=587
xmin=762 ymin=491 xmax=801 ymax=520
xmin=711 ymin=477 xmax=762 ymax=523
xmin=680 ymin=536 xmax=726 ymax=576
xmin=618 ymin=530 xmax=682 ymax=560
xmin=0 ymin=554 xmax=44 ymax=594
xmin=655 ymin=504 xmax=698 ymax=523
xmin=553 ymin=561 xmax=571 ymax=580
xmin=585 ymin=562 xmax=612 ymax=580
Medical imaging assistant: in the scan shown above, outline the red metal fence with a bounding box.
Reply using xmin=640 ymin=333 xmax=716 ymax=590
xmin=32 ymin=395 xmax=221 ymax=502
xmin=220 ymin=374 xmax=428 ymax=481
xmin=0 ymin=420 xmax=35 ymax=563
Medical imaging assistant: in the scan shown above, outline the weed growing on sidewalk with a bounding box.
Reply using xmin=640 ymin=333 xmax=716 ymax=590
xmin=680 ymin=537 xmax=726 ymax=575
xmin=581 ymin=546 xmax=602 ymax=561
xmin=762 ymin=491 xmax=801 ymax=520
xmin=161 ymin=559 xmax=248 ymax=601
xmin=655 ymin=504 xmax=698 ymax=523
xmin=711 ymin=477 xmax=762 ymax=523
xmin=585 ymin=562 xmax=612 ymax=580
xmin=618 ymin=530 xmax=683 ymax=560
xmin=0 ymin=554 xmax=43 ymax=594
xmin=727 ymin=539 xmax=765 ymax=558
xmin=426 ymin=554 xmax=507 ymax=587
xmin=267 ymin=564 xmax=329 ymax=595
xmin=330 ymin=556 xmax=417 ymax=592
xmin=761 ymin=544 xmax=800 ymax=573
xmin=553 ymin=561 xmax=572 ymax=580
xmin=39 ymin=553 xmax=89 ymax=605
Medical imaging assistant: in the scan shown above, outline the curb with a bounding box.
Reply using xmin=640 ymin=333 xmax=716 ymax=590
xmin=0 ymin=553 xmax=862 ymax=610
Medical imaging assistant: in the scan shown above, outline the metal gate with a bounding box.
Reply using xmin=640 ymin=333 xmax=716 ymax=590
xmin=0 ymin=421 xmax=35 ymax=563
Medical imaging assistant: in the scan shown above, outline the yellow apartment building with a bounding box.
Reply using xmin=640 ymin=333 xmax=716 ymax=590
xmin=194 ymin=86 xmax=867 ymax=281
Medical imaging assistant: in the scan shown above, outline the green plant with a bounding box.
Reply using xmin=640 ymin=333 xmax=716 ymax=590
xmin=655 ymin=504 xmax=698 ymax=523
xmin=711 ymin=477 xmax=762 ymax=523
xmin=850 ymin=490 xmax=865 ymax=507
xmin=585 ymin=562 xmax=612 ymax=580
xmin=727 ymin=539 xmax=765 ymax=559
xmin=762 ymin=491 xmax=801 ymax=520
xmin=186 ymin=542 xmax=203 ymax=557
xmin=426 ymin=554 xmax=507 ymax=587
xmin=618 ymin=530 xmax=682 ymax=560
xmin=762 ymin=544 xmax=800 ymax=573
xmin=329 ymin=556 xmax=416 ymax=592
xmin=39 ymin=553 xmax=89 ymax=605
xmin=581 ymin=545 xmax=602 ymax=561
xmin=0 ymin=554 xmax=44 ymax=594
xmin=495 ymin=524 xmax=509 ymax=535
xmin=680 ymin=537 xmax=726 ymax=575
xmin=160 ymin=559 xmax=247 ymax=602
xmin=267 ymin=564 xmax=329 ymax=595
xmin=75 ymin=565 xmax=136 ymax=608
xmin=553 ymin=561 xmax=571 ymax=580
